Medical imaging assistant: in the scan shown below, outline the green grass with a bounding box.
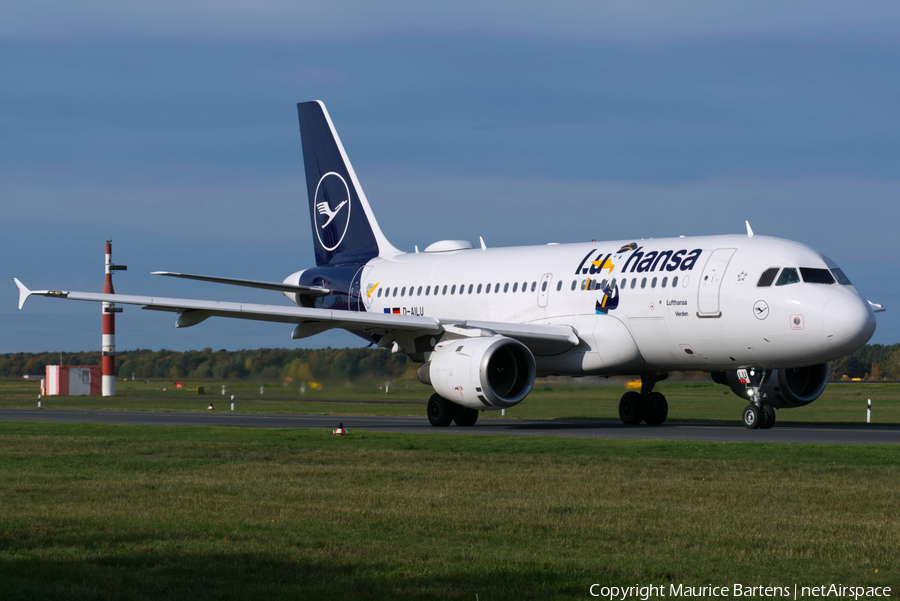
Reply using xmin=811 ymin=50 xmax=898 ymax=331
xmin=0 ymin=422 xmax=898 ymax=599
xmin=3 ymin=378 xmax=900 ymax=425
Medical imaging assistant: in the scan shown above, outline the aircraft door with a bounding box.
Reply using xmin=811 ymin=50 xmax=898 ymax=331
xmin=697 ymin=248 xmax=735 ymax=317
xmin=350 ymin=266 xmax=364 ymax=312
xmin=537 ymin=273 xmax=552 ymax=307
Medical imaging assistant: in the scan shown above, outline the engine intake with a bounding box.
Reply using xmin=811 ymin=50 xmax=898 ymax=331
xmin=419 ymin=336 xmax=536 ymax=410
xmin=717 ymin=363 xmax=830 ymax=408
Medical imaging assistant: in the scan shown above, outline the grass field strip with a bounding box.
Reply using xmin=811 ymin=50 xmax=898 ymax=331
xmin=0 ymin=422 xmax=897 ymax=599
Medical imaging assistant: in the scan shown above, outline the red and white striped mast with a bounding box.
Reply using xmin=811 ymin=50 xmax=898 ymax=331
xmin=102 ymin=241 xmax=126 ymax=396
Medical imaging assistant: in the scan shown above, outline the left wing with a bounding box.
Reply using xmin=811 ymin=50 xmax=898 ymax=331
xmin=15 ymin=278 xmax=439 ymax=331
xmin=13 ymin=279 xmax=579 ymax=354
xmin=151 ymin=271 xmax=330 ymax=296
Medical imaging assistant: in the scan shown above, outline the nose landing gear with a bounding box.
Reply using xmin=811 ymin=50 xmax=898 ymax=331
xmin=618 ymin=372 xmax=669 ymax=426
xmin=740 ymin=368 xmax=775 ymax=429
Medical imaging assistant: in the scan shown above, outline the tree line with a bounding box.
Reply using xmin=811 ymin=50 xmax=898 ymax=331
xmin=828 ymin=343 xmax=900 ymax=380
xmin=1 ymin=343 xmax=898 ymax=382
xmin=0 ymin=347 xmax=415 ymax=382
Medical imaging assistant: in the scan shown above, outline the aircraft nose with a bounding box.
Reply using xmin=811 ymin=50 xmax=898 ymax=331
xmin=823 ymin=293 xmax=876 ymax=351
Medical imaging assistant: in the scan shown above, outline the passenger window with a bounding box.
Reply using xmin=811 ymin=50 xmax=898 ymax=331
xmin=451 ymin=285 xmax=456 ymax=294
xmin=831 ymin=268 xmax=852 ymax=285
xmin=477 ymin=284 xmax=482 ymax=294
xmin=504 ymin=283 xmax=509 ymax=293
xmin=775 ymin=268 xmax=800 ymax=286
xmin=442 ymin=285 xmax=448 ymax=295
xmin=531 ymin=282 xmax=537 ymax=292
xmin=621 ymin=278 xmax=627 ymax=289
xmin=556 ymin=281 xmax=562 ymax=291
xmin=800 ymin=268 xmax=835 ymax=284
xmin=393 ymin=287 xmax=398 ymax=297
xmin=600 ymin=279 xmax=608 ymax=290
xmin=495 ymin=283 xmax=500 ymax=293
xmin=513 ymin=282 xmax=518 ymax=292
xmin=661 ymin=276 xmax=667 ymax=288
xmin=757 ymin=268 xmax=779 ymax=287
xmin=570 ymin=280 xmax=576 ymax=291
xmin=401 ymin=287 xmax=406 ymax=297
xmin=672 ymin=276 xmax=678 ymax=288
xmin=641 ymin=277 xmax=647 ymax=289
xmin=651 ymin=277 xmax=657 ymax=288
xmin=377 ymin=288 xmax=383 ymax=297
xmin=631 ymin=279 xmax=637 ymax=289
xmin=468 ymin=284 xmax=473 ymax=294
xmin=542 ymin=281 xmax=548 ymax=292
xmin=417 ymin=286 xmax=423 ymax=295
xmin=425 ymin=286 xmax=430 ymax=295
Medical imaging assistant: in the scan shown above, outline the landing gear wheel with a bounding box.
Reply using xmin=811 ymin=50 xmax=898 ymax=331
xmin=760 ymin=405 xmax=776 ymax=429
xmin=427 ymin=394 xmax=459 ymax=427
xmin=454 ymin=407 xmax=479 ymax=427
xmin=742 ymin=404 xmax=761 ymax=429
xmin=642 ymin=392 xmax=668 ymax=425
xmin=619 ymin=391 xmax=644 ymax=425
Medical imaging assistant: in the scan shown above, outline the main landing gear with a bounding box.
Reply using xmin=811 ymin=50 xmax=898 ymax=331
xmin=619 ymin=373 xmax=669 ymax=426
xmin=427 ymin=393 xmax=479 ymax=427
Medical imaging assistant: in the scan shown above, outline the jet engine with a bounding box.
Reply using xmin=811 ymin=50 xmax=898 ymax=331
xmin=715 ymin=363 xmax=830 ymax=408
xmin=418 ymin=336 xmax=536 ymax=410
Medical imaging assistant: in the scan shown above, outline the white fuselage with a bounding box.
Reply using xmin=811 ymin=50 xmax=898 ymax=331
xmin=288 ymin=234 xmax=875 ymax=376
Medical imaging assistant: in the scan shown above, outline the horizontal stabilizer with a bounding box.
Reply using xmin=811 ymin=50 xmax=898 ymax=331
xmin=152 ymin=272 xmax=330 ymax=296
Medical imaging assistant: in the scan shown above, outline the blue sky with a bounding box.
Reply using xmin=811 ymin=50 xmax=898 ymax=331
xmin=2 ymin=1 xmax=898 ymax=353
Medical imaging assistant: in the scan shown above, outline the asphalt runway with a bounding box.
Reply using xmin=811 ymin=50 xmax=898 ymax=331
xmin=2 ymin=408 xmax=898 ymax=444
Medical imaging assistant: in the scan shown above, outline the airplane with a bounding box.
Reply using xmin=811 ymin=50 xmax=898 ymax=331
xmin=14 ymin=100 xmax=884 ymax=429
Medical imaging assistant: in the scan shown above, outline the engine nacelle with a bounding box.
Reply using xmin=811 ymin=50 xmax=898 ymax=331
xmin=717 ymin=363 xmax=830 ymax=408
xmin=419 ymin=336 xmax=536 ymax=410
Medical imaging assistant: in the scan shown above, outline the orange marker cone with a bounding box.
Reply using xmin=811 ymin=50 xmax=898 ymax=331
xmin=333 ymin=422 xmax=347 ymax=435
xmin=207 ymin=403 xmax=214 ymax=410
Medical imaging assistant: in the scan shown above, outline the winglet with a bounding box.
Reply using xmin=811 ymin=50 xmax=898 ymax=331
xmin=746 ymin=221 xmax=754 ymax=238
xmin=13 ymin=278 xmax=31 ymax=310
xmin=869 ymin=300 xmax=886 ymax=313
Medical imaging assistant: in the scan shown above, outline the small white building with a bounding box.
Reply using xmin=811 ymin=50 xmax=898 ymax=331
xmin=44 ymin=366 xmax=102 ymax=396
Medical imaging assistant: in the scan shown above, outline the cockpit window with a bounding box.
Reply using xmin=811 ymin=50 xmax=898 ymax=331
xmin=775 ymin=268 xmax=800 ymax=286
xmin=757 ymin=268 xmax=779 ymax=287
xmin=831 ymin=268 xmax=852 ymax=285
xmin=800 ymin=268 xmax=835 ymax=284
